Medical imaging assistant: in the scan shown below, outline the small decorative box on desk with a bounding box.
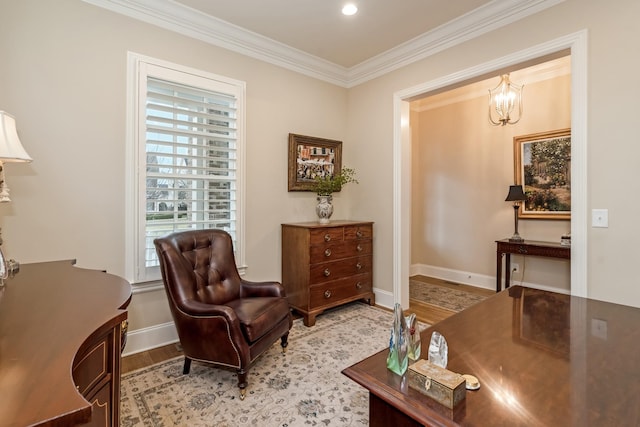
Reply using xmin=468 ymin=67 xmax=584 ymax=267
xmin=407 ymin=359 xmax=467 ymax=409
xmin=281 ymin=220 xmax=375 ymax=326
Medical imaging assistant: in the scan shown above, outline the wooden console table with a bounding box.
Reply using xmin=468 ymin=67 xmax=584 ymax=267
xmin=0 ymin=260 xmax=131 ymax=426
xmin=495 ymin=238 xmax=570 ymax=292
xmin=343 ymin=286 xmax=640 ymax=426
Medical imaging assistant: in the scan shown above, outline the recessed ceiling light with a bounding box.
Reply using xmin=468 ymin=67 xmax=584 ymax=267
xmin=342 ymin=4 xmax=358 ymax=16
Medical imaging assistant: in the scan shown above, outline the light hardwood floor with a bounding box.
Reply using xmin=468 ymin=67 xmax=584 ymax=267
xmin=122 ymin=342 xmax=183 ymax=374
xmin=409 ymin=275 xmax=494 ymax=325
xmin=122 ymin=277 xmax=493 ymax=373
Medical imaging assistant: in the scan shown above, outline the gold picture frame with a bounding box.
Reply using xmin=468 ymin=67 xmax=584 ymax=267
xmin=288 ymin=133 xmax=342 ymax=192
xmin=514 ymin=128 xmax=571 ymax=219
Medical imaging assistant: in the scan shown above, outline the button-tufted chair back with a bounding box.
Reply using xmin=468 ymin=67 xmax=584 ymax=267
xmin=158 ymin=229 xmax=242 ymax=306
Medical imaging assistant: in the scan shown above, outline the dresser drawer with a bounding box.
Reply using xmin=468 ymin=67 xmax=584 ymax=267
xmin=309 ymin=255 xmax=372 ymax=284
xmin=310 ymin=239 xmax=372 ymax=261
xmin=310 ymin=274 xmax=373 ymax=309
xmin=73 ymin=334 xmax=110 ymax=396
xmin=310 ymin=228 xmax=345 ymax=245
xmin=344 ymin=224 xmax=372 ymax=240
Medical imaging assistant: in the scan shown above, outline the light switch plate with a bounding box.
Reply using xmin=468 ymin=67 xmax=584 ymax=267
xmin=592 ymin=209 xmax=608 ymax=228
xmin=591 ymin=318 xmax=607 ymax=340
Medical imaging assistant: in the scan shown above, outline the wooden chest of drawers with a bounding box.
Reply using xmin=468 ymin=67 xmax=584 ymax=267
xmin=281 ymin=220 xmax=375 ymax=326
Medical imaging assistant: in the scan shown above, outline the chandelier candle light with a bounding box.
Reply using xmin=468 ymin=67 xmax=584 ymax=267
xmin=0 ymin=111 xmax=33 ymax=283
xmin=488 ymin=74 xmax=523 ymax=126
xmin=505 ymin=185 xmax=527 ymax=242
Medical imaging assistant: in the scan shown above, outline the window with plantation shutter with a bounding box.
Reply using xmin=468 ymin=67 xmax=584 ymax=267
xmin=127 ymin=54 xmax=246 ymax=283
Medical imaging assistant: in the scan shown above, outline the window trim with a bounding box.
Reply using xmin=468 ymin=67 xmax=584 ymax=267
xmin=125 ymin=52 xmax=246 ymax=285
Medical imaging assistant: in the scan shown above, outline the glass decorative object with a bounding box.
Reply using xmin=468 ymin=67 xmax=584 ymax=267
xmin=428 ymin=331 xmax=449 ymax=368
xmin=386 ymin=303 xmax=409 ymax=375
xmin=405 ymin=313 xmax=421 ymax=361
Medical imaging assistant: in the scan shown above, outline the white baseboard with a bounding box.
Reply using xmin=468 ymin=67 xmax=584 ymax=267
xmin=409 ymin=263 xmax=569 ymax=295
xmin=410 ymin=264 xmax=495 ymax=291
xmin=123 ymin=321 xmax=179 ymax=357
xmin=373 ymin=287 xmax=394 ymax=310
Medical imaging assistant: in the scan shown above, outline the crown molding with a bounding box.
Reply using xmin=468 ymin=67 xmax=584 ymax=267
xmin=411 ymin=55 xmax=571 ymax=112
xmin=82 ymin=0 xmax=565 ymax=88
xmin=347 ymin=0 xmax=566 ymax=87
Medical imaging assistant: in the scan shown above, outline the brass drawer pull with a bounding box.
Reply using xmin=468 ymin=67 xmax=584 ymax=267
xmin=356 ymin=244 xmax=363 ymax=252
xmin=356 ymin=262 xmax=362 ymax=270
xmin=324 ymin=234 xmax=331 ymax=242
xmin=356 ymin=230 xmax=363 ymax=238
xmin=324 ymin=290 xmax=332 ymax=299
xmin=323 ymin=268 xmax=331 ymax=277
xmin=324 ymin=248 xmax=332 ymax=257
xmin=356 ymin=282 xmax=362 ymax=289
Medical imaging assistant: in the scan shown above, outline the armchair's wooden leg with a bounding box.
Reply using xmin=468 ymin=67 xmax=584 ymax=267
xmin=280 ymin=333 xmax=289 ymax=354
xmin=183 ymin=357 xmax=192 ymax=374
xmin=237 ymin=369 xmax=247 ymax=400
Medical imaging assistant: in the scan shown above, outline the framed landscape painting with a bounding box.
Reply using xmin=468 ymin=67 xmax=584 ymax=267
xmin=514 ymin=128 xmax=571 ymax=219
xmin=288 ymin=133 xmax=342 ymax=191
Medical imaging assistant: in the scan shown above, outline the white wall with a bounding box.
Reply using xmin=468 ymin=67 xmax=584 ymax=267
xmin=2 ymin=0 xmax=640 ymax=354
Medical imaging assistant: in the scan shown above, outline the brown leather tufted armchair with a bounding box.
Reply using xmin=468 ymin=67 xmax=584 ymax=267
xmin=154 ymin=229 xmax=293 ymax=400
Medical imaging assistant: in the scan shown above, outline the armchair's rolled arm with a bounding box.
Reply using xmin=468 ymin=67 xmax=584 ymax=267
xmin=240 ymin=280 xmax=287 ymax=298
xmin=174 ymin=298 xmax=249 ymax=366
xmin=180 ymin=299 xmax=240 ymax=324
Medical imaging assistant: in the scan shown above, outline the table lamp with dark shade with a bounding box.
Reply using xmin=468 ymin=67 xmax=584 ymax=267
xmin=505 ymin=185 xmax=526 ymax=242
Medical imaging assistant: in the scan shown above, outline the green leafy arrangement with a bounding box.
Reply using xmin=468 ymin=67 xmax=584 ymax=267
xmin=313 ymin=166 xmax=359 ymax=196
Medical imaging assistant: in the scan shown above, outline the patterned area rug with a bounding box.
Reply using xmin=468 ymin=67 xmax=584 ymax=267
xmin=410 ymin=280 xmax=488 ymax=312
xmin=121 ymin=303 xmax=427 ymax=427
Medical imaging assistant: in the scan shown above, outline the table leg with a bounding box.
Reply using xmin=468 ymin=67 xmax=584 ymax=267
xmin=505 ymin=253 xmax=511 ymax=289
xmin=496 ymin=251 xmax=503 ymax=292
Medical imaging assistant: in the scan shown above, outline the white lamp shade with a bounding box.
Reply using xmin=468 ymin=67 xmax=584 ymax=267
xmin=0 ymin=111 xmax=32 ymax=162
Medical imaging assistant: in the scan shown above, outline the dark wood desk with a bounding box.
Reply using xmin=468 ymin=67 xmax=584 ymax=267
xmin=495 ymin=239 xmax=570 ymax=292
xmin=343 ymin=286 xmax=640 ymax=426
xmin=0 ymin=261 xmax=131 ymax=427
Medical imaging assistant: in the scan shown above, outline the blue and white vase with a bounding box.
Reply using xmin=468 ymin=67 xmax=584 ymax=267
xmin=316 ymin=195 xmax=333 ymax=224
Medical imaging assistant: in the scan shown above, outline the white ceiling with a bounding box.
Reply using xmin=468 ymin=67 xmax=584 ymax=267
xmin=172 ymin=0 xmax=491 ymax=68
xmin=83 ymin=0 xmax=565 ymax=86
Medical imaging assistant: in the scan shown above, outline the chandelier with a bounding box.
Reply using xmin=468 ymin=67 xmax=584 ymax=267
xmin=488 ymin=74 xmax=523 ymax=126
